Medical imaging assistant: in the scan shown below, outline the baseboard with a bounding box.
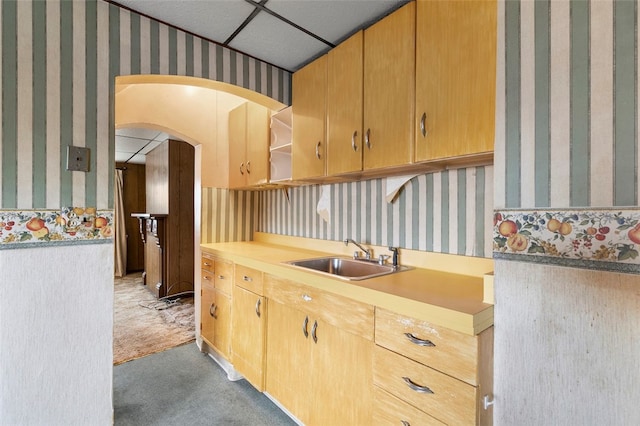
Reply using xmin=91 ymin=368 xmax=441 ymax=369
xmin=197 ymin=339 xmax=243 ymax=381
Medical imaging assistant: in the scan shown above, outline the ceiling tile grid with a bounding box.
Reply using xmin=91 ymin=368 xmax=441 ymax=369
xmin=112 ymin=0 xmax=409 ymax=164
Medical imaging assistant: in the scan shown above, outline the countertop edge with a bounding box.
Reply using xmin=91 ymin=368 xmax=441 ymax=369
xmin=200 ymin=241 xmax=494 ymax=336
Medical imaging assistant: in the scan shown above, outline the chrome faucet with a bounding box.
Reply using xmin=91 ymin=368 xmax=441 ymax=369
xmin=344 ymin=238 xmax=371 ymax=259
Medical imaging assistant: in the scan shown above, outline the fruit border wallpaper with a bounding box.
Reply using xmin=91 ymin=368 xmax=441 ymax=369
xmin=0 ymin=208 xmax=113 ymax=247
xmin=494 ymin=209 xmax=640 ymax=273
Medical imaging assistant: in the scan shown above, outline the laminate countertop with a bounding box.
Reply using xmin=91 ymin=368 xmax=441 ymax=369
xmin=201 ymin=238 xmax=493 ymax=336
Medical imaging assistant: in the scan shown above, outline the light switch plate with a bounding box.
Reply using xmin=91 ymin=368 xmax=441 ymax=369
xmin=66 ymin=146 xmax=90 ymax=172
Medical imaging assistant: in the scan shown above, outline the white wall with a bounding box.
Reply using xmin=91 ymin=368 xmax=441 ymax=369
xmin=494 ymin=260 xmax=640 ymax=425
xmin=0 ymin=243 xmax=114 ymax=425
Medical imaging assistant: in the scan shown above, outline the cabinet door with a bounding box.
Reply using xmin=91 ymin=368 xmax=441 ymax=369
xmin=213 ymin=289 xmax=232 ymax=358
xmin=229 ymin=103 xmax=248 ymax=188
xmin=309 ymin=318 xmax=374 ymax=426
xmin=415 ymin=0 xmax=497 ymax=161
xmin=200 ymin=281 xmax=216 ymax=347
xmin=292 ymin=55 xmax=327 ymax=180
xmin=265 ymin=300 xmax=312 ymax=424
xmin=245 ymin=102 xmax=270 ymax=186
xmin=326 ymin=31 xmax=364 ymax=176
xmin=231 ymin=286 xmax=266 ymax=391
xmin=363 ymin=2 xmax=415 ymax=170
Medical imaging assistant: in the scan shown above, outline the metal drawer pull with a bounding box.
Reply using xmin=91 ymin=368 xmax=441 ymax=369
xmin=203 ymin=262 xmax=211 ymax=266
xmin=203 ymin=275 xmax=211 ymax=281
xmin=311 ymin=320 xmax=318 ymax=343
xmin=255 ymin=298 xmax=261 ymax=317
xmin=402 ymin=377 xmax=433 ymax=394
xmin=351 ymin=130 xmax=358 ymax=151
xmin=209 ymin=303 xmax=217 ymax=319
xmin=246 ymin=161 xmax=251 ymax=174
xmin=401 ymin=421 xmax=410 ymax=426
xmin=365 ymin=128 xmax=371 ymax=149
xmin=404 ymin=332 xmax=435 ymax=347
xmin=302 ymin=316 xmax=309 ymax=338
xmin=315 ymin=141 xmax=322 ymax=159
xmin=240 ymin=162 xmax=245 ymax=175
xmin=243 ymin=275 xmax=253 ymax=282
xmin=420 ymin=112 xmax=428 ymax=137
xmin=302 ymin=294 xmax=312 ymax=302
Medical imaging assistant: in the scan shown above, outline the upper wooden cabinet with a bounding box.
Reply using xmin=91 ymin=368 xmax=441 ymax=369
xmin=363 ymin=2 xmax=415 ymax=171
xmin=326 ymin=31 xmax=364 ymax=176
xmin=228 ymin=102 xmax=270 ymax=188
xmin=292 ymin=55 xmax=327 ymax=180
xmin=415 ymin=0 xmax=497 ymax=162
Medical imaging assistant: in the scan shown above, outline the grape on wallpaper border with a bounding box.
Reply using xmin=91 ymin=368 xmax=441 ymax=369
xmin=494 ymin=210 xmax=640 ymax=264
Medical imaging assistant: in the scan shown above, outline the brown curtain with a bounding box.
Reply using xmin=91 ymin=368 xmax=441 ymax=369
xmin=114 ymin=169 xmax=127 ymax=277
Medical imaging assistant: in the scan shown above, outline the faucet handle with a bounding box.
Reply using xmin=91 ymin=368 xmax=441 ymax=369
xmin=388 ymin=247 xmax=399 ymax=267
xmin=378 ymin=254 xmax=390 ymax=265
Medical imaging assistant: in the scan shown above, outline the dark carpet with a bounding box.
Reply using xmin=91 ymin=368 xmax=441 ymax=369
xmin=113 ymin=343 xmax=296 ymax=425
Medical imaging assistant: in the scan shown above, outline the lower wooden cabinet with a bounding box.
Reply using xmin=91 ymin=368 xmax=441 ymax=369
xmin=265 ymin=274 xmax=374 ymax=425
xmin=373 ymin=386 xmax=445 ymax=426
xmin=200 ymin=282 xmax=232 ymax=358
xmin=198 ymin=253 xmax=494 ymax=426
xmin=373 ymin=307 xmax=494 ymax=425
xmin=231 ymin=281 xmax=266 ymax=391
xmin=200 ymin=257 xmax=232 ymax=359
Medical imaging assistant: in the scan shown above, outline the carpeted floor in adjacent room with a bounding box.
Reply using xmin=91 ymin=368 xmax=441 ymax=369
xmin=114 ymin=273 xmax=195 ymax=365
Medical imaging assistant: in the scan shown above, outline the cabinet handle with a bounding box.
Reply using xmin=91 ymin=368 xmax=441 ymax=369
xmin=302 ymin=316 xmax=309 ymax=338
xmin=365 ymin=128 xmax=371 ymax=149
xmin=311 ymin=320 xmax=318 ymax=343
xmin=203 ymin=275 xmax=211 ymax=281
xmin=203 ymin=262 xmax=211 ymax=266
xmin=246 ymin=161 xmax=251 ymax=174
xmin=401 ymin=421 xmax=410 ymax=426
xmin=402 ymin=377 xmax=434 ymax=394
xmin=243 ymin=275 xmax=253 ymax=282
xmin=420 ymin=112 xmax=428 ymax=138
xmin=302 ymin=294 xmax=312 ymax=302
xmin=209 ymin=303 xmax=217 ymax=319
xmin=255 ymin=298 xmax=261 ymax=317
xmin=218 ymin=275 xmax=225 ymax=280
xmin=404 ymin=332 xmax=435 ymax=347
xmin=315 ymin=141 xmax=322 ymax=159
xmin=240 ymin=162 xmax=245 ymax=175
xmin=351 ymin=130 xmax=358 ymax=152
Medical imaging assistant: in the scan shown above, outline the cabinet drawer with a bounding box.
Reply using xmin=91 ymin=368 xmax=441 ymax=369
xmin=235 ymin=264 xmax=264 ymax=295
xmin=374 ymin=345 xmax=476 ymax=425
xmin=374 ymin=386 xmax=444 ymax=426
xmin=201 ymin=269 xmax=215 ymax=288
xmin=214 ymin=259 xmax=233 ymax=295
xmin=375 ymin=307 xmax=478 ymax=385
xmin=264 ymin=274 xmax=374 ymax=340
xmin=201 ymin=254 xmax=215 ymax=272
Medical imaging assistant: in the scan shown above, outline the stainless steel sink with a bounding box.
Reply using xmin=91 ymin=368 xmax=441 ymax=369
xmin=283 ymin=256 xmax=409 ymax=281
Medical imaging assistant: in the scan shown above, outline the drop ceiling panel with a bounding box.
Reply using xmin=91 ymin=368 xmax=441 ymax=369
xmin=114 ymin=135 xmax=151 ymax=154
xmin=115 ymin=0 xmax=256 ymax=43
xmin=139 ymin=140 xmax=163 ymax=155
xmin=116 ymin=127 xmax=163 ymax=140
xmin=127 ymin=154 xmax=147 ymax=165
xmin=229 ymin=11 xmax=329 ymax=71
xmin=115 ymin=151 xmax=134 ymax=163
xmin=266 ymin=0 xmax=406 ymax=45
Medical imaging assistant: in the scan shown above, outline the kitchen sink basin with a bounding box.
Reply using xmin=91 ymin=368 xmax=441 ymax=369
xmin=283 ymin=256 xmax=409 ymax=281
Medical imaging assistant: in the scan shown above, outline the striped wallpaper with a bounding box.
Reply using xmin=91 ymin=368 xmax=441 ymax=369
xmin=257 ymin=167 xmax=495 ymax=258
xmin=0 ymin=0 xmax=291 ymax=211
xmin=495 ymin=0 xmax=640 ymax=210
xmin=201 ymin=188 xmax=257 ymax=244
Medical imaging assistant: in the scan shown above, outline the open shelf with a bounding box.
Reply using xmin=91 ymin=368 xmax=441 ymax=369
xmin=270 ymin=106 xmax=292 ymax=183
